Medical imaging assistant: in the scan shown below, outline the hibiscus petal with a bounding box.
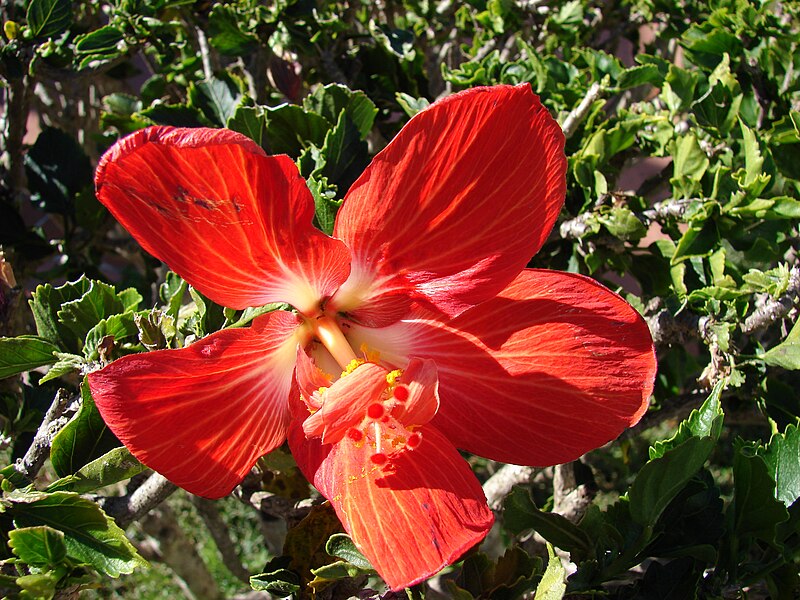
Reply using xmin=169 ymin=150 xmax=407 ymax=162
xmin=332 ymin=84 xmax=566 ymax=325
xmin=96 ymin=126 xmax=350 ymax=314
xmin=87 ymin=310 xmax=304 ymax=498
xmin=302 ymin=362 xmax=388 ymax=444
xmin=289 ymin=424 xmax=493 ymax=591
xmin=346 ymin=269 xmax=657 ymax=466
xmin=394 ymin=358 xmax=439 ymax=428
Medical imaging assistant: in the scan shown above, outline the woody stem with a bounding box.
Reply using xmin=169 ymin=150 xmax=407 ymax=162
xmin=311 ymin=315 xmax=358 ymax=370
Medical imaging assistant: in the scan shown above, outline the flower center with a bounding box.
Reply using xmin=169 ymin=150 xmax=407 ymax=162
xmin=309 ymin=314 xmax=358 ymax=370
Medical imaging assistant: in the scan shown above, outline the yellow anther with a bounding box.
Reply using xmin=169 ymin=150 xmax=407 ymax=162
xmin=341 ymin=358 xmax=365 ymax=377
xmin=385 ymin=369 xmax=403 ymax=386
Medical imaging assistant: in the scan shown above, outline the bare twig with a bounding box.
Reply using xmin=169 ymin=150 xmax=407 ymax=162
xmin=195 ymin=27 xmax=213 ymax=80
xmin=13 ymin=389 xmax=73 ymax=482
xmin=483 ymin=464 xmax=541 ymax=511
xmin=552 ymin=461 xmax=596 ymax=524
xmin=561 ymin=81 xmax=605 ymax=139
xmin=102 ymin=472 xmax=178 ymax=528
xmin=191 ymin=496 xmax=251 ymax=583
xmin=742 ymin=265 xmax=800 ymax=334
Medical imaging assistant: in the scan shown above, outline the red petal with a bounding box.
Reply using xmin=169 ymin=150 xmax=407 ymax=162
xmin=346 ymin=270 xmax=657 ymax=466
xmin=87 ymin=311 xmax=304 ymax=498
xmin=295 ymin=346 xmax=332 ymax=408
xmin=302 ymin=362 xmax=388 ymax=444
xmin=289 ymin=424 xmax=493 ymax=590
xmin=96 ymin=126 xmax=350 ymax=314
xmin=394 ymin=358 xmax=439 ymax=428
xmin=331 ymin=84 xmax=566 ymax=325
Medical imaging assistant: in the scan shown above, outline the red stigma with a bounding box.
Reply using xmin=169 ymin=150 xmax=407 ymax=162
xmin=393 ymin=385 xmax=409 ymax=402
xmin=347 ymin=428 xmax=364 ymax=442
xmin=370 ymin=452 xmax=388 ymax=465
xmin=406 ymin=432 xmax=421 ymax=449
xmin=367 ymin=403 xmax=385 ymax=419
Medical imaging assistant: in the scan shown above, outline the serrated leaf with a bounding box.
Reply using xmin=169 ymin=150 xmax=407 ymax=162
xmin=650 ymin=380 xmax=724 ymax=459
xmin=83 ymin=312 xmax=140 ymax=360
xmin=598 ymin=207 xmax=647 ymax=241
xmin=307 ymin=175 xmax=341 ymax=236
xmin=250 ymin=557 xmax=301 ymax=595
xmin=227 ymin=105 xmax=267 ymax=146
xmin=139 ymin=104 xmax=206 ymax=127
xmin=50 ymin=378 xmax=119 ymax=476
xmin=534 ymin=545 xmax=565 ymax=600
xmin=8 ymin=490 xmax=147 ymax=577
xmin=617 ymin=64 xmax=662 ymax=89
xmin=303 ymin=84 xmax=378 ymax=140
xmin=732 ymin=447 xmax=789 ymax=542
xmin=264 ymin=104 xmax=331 ymax=157
xmin=47 ymin=447 xmax=144 ymax=494
xmin=16 ymin=572 xmax=58 ymax=599
xmin=629 ymin=436 xmax=716 ymax=527
xmin=207 ymin=3 xmax=258 ymax=56
xmin=190 ymin=77 xmax=242 ymax=127
xmin=8 ymin=526 xmax=67 ymax=567
xmin=758 ymin=425 xmax=800 ymax=507
xmin=39 ymin=352 xmax=84 ymax=384
xmin=57 ymin=280 xmax=126 ymax=351
xmin=396 ymin=92 xmax=430 ymax=118
xmin=0 ymin=336 xmax=58 ymax=378
xmin=762 ymin=319 xmax=800 ymax=370
xmin=26 ymin=0 xmax=72 ymax=39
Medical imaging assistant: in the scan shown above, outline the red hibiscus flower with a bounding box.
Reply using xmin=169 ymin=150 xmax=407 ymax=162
xmin=87 ymin=84 xmax=656 ymax=590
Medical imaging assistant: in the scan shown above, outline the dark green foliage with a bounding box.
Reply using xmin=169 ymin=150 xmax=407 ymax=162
xmin=1 ymin=0 xmax=800 ymax=598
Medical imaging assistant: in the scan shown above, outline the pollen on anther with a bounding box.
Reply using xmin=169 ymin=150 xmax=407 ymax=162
xmin=406 ymin=432 xmax=422 ymax=449
xmin=347 ymin=428 xmax=364 ymax=442
xmin=367 ymin=403 xmax=385 ymax=419
xmin=370 ymin=452 xmax=388 ymax=465
xmin=393 ymin=384 xmax=409 ymax=402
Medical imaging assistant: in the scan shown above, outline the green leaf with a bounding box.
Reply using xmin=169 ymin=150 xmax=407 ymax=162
xmin=671 ymin=133 xmax=709 ymax=193
xmin=264 ymin=104 xmax=331 ymax=157
xmin=762 ymin=319 xmax=800 ymax=370
xmin=628 ymin=435 xmax=716 ymax=527
xmin=307 ymin=175 xmax=341 ymax=236
xmin=50 ymin=378 xmax=119 ymax=477
xmin=24 ymin=128 xmax=92 ymax=215
xmin=26 ymin=0 xmax=71 ymax=39
xmin=39 ymin=352 xmax=84 ymax=384
xmin=227 ymin=105 xmax=267 ymax=147
xmin=597 ymin=207 xmax=646 ymax=241
xmin=650 ymin=380 xmax=724 ymax=459
xmin=396 ymin=92 xmax=430 ymax=118
xmin=8 ymin=526 xmax=67 ymax=567
xmin=7 ymin=490 xmax=147 ymax=577
xmin=617 ymin=64 xmax=662 ymax=89
xmin=16 ymin=572 xmax=58 ymax=600
xmin=139 ymin=104 xmax=206 ymax=127
xmin=190 ymin=77 xmax=242 ymax=127
xmin=57 ymin=280 xmax=127 ymax=351
xmin=74 ymin=26 xmax=124 ymax=54
xmin=47 ymin=447 xmax=145 ymax=494
xmin=325 ymin=533 xmax=372 ymax=570
xmin=303 ymin=84 xmax=378 ymax=140
xmin=207 ymin=3 xmax=258 ymax=56
xmin=534 ymin=545 xmax=565 ymax=600
xmin=758 ymin=424 xmax=800 ymax=507
xmin=83 ymin=312 xmax=140 ymax=360
xmin=310 ymin=560 xmax=365 ymax=581
xmin=0 ymin=336 xmax=58 ymax=378
xmin=732 ymin=446 xmax=789 ymax=542
xmin=503 ymin=487 xmax=592 ymax=557
xmin=250 ymin=557 xmax=301 ymax=595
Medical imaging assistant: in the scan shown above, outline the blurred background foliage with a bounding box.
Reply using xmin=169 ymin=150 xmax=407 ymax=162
xmin=1 ymin=0 xmax=800 ymax=598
